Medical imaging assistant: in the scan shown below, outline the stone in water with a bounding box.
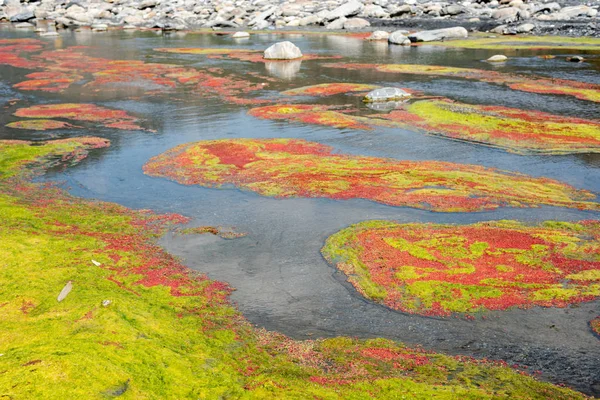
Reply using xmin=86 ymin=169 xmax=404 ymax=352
xmin=264 ymin=41 xmax=302 ymax=60
xmin=364 ymin=87 xmax=411 ymax=103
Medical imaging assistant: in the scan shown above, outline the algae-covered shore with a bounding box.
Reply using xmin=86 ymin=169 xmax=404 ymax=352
xmin=0 ymin=139 xmax=588 ymax=399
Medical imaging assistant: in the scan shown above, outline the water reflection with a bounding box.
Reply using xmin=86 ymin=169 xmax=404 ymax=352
xmin=265 ymin=60 xmax=301 ymax=80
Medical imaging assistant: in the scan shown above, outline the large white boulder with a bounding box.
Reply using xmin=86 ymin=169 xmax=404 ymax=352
xmin=264 ymin=41 xmax=303 ymax=60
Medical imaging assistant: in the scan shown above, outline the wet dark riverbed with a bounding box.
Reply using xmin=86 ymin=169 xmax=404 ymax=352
xmin=1 ymin=25 xmax=599 ymax=395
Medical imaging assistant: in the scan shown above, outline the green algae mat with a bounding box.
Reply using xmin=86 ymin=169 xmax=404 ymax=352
xmin=0 ymin=138 xmax=587 ymax=399
xmin=374 ymin=99 xmax=600 ymax=155
xmin=322 ymin=220 xmax=600 ymax=317
xmin=143 ymin=138 xmax=600 ymax=213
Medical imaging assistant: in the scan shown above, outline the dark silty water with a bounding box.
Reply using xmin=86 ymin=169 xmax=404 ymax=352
xmin=1 ymin=25 xmax=599 ymax=395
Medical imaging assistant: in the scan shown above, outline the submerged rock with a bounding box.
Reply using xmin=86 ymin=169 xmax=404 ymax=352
xmin=264 ymin=41 xmax=302 ymax=60
xmin=364 ymin=87 xmax=411 ymax=103
xmin=408 ymin=27 xmax=468 ymax=42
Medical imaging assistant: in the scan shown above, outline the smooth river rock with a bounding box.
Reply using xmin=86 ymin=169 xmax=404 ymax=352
xmin=388 ymin=30 xmax=411 ymax=45
xmin=264 ymin=41 xmax=302 ymax=60
xmin=408 ymin=27 xmax=468 ymax=42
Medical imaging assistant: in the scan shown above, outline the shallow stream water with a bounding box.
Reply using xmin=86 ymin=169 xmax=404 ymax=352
xmin=1 ymin=25 xmax=599 ymax=395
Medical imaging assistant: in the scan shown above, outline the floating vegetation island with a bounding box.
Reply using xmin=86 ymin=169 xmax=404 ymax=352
xmin=322 ymin=220 xmax=600 ymax=316
xmin=143 ymin=138 xmax=600 ymax=212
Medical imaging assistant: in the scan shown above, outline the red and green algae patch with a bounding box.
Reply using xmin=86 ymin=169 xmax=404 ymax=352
xmin=13 ymin=103 xmax=148 ymax=131
xmin=142 ymin=138 xmax=600 ymax=213
xmin=6 ymin=119 xmax=79 ymax=131
xmin=281 ymin=83 xmax=379 ymax=97
xmin=0 ymin=38 xmax=46 ymax=69
xmin=375 ymin=99 xmax=600 ymax=155
xmin=322 ymin=220 xmax=600 ymax=317
xmin=13 ymin=71 xmax=84 ymax=93
xmin=248 ymin=104 xmax=384 ymax=130
xmin=0 ymin=137 xmax=110 ymax=179
xmin=0 ymin=138 xmax=586 ymax=399
xmin=323 ymin=62 xmax=600 ymax=103
xmin=591 ymin=316 xmax=600 ymax=337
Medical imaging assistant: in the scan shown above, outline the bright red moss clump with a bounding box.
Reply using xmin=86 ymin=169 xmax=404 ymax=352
xmin=375 ymin=99 xmax=600 ymax=154
xmin=322 ymin=220 xmax=600 ymax=316
xmin=322 ymin=63 xmax=600 ymax=103
xmin=13 ymin=103 xmax=147 ymax=131
xmin=142 ymin=138 xmax=600 ymax=213
xmin=13 ymin=71 xmax=84 ymax=93
xmin=0 ymin=39 xmax=46 ymax=69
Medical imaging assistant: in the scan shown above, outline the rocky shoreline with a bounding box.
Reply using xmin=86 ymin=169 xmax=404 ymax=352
xmin=1 ymin=0 xmax=598 ymax=37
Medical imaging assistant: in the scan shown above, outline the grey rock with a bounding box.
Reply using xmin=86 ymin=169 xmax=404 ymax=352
xmin=9 ymin=10 xmax=34 ymax=22
xmin=343 ymin=17 xmax=370 ymax=30
xmin=360 ymin=4 xmax=388 ymax=18
xmin=408 ymin=27 xmax=468 ymax=42
xmin=364 ymin=87 xmax=411 ymax=103
xmin=515 ymin=22 xmax=535 ymax=33
xmin=324 ymin=0 xmax=364 ymax=21
xmin=441 ymin=5 xmax=466 ymax=16
xmin=388 ymin=30 xmax=411 ymax=45
xmin=264 ymin=41 xmax=303 ymax=60
xmin=326 ymin=17 xmax=346 ymax=29
xmin=491 ymin=7 xmax=518 ymax=21
xmin=299 ymin=15 xmax=321 ymax=26
xmin=367 ymin=30 xmax=389 ymax=40
xmin=389 ymin=4 xmax=413 ymax=17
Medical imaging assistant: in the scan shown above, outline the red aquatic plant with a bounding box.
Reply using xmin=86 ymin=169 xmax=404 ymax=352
xmin=0 ymin=39 xmax=46 ymax=69
xmin=282 ymin=83 xmax=379 ymax=97
xmin=375 ymin=99 xmax=600 ymax=154
xmin=142 ymin=138 xmax=600 ymax=213
xmin=248 ymin=104 xmax=395 ymax=130
xmin=13 ymin=103 xmax=147 ymax=131
xmin=322 ymin=220 xmax=600 ymax=316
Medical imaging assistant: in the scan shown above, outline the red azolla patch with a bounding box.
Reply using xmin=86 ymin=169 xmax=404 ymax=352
xmin=322 ymin=62 xmax=600 ymax=103
xmin=142 ymin=138 xmax=600 ymax=213
xmin=14 ymin=103 xmax=147 ymax=131
xmin=322 ymin=220 xmax=600 ymax=316
xmin=13 ymin=71 xmax=83 ymax=93
xmin=0 ymin=39 xmax=46 ymax=69
xmin=375 ymin=99 xmax=600 ymax=154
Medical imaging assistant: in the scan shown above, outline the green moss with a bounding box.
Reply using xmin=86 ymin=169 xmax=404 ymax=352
xmin=421 ymin=34 xmax=600 ymax=52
